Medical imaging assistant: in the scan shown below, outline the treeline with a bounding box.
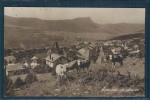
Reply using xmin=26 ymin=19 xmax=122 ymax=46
xmin=4 ymin=48 xmax=49 ymax=63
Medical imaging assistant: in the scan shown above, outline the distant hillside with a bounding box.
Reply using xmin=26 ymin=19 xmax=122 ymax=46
xmin=4 ymin=15 xmax=145 ymax=49
xmin=110 ymin=33 xmax=145 ymax=40
xmin=5 ymin=15 xmax=144 ymax=34
xmin=5 ymin=16 xmax=99 ymax=33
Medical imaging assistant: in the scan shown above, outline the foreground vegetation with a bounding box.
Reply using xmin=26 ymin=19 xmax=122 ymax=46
xmin=5 ymin=57 xmax=144 ymax=97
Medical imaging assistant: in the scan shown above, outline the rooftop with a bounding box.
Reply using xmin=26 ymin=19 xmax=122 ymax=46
xmin=45 ymin=53 xmax=62 ymax=62
xmin=4 ymin=56 xmax=16 ymax=61
xmin=6 ymin=64 xmax=24 ymax=72
xmin=31 ymin=56 xmax=38 ymax=60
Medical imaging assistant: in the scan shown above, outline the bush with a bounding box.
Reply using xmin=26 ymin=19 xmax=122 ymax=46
xmin=129 ymin=54 xmax=135 ymax=58
xmin=51 ymin=68 xmax=56 ymax=76
xmin=33 ymin=65 xmax=52 ymax=74
xmin=14 ymin=77 xmax=25 ymax=88
xmin=25 ymin=73 xmax=38 ymax=84
xmin=5 ymin=77 xmax=13 ymax=92
xmin=121 ymin=50 xmax=128 ymax=59
xmin=5 ymin=77 xmax=15 ymax=96
xmin=138 ymin=49 xmax=145 ymax=58
xmin=13 ymin=67 xmax=30 ymax=75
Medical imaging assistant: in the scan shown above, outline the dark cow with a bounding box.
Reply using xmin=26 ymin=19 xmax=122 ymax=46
xmin=65 ymin=60 xmax=80 ymax=73
xmin=109 ymin=54 xmax=123 ymax=68
xmin=77 ymin=59 xmax=91 ymax=72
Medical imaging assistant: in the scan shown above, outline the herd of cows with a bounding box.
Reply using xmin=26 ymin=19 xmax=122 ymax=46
xmin=56 ymin=59 xmax=90 ymax=78
xmin=55 ymin=53 xmax=125 ymax=79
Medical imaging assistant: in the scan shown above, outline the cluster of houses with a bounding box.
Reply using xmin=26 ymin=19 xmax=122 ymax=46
xmin=102 ymin=38 xmax=144 ymax=55
xmin=4 ymin=37 xmax=144 ymax=77
xmin=4 ymin=42 xmax=100 ymax=76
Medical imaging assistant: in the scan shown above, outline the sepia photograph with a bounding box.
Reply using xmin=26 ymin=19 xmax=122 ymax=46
xmin=4 ymin=7 xmax=145 ymax=97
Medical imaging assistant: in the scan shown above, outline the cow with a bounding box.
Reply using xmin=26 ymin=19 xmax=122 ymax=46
xmin=56 ymin=64 xmax=67 ymax=79
xmin=77 ymin=59 xmax=91 ymax=72
xmin=65 ymin=60 xmax=80 ymax=73
xmin=109 ymin=54 xmax=123 ymax=68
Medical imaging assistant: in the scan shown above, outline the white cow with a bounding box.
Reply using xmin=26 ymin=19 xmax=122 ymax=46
xmin=56 ymin=64 xmax=67 ymax=78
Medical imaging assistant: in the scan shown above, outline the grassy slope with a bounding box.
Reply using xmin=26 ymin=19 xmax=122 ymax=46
xmin=12 ymin=57 xmax=144 ymax=97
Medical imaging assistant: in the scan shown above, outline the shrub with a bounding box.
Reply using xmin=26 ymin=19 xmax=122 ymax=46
xmin=13 ymin=70 xmax=24 ymax=75
xmin=5 ymin=77 xmax=13 ymax=92
xmin=129 ymin=54 xmax=135 ymax=58
xmin=121 ymin=50 xmax=128 ymax=59
xmin=51 ymin=68 xmax=56 ymax=76
xmin=33 ymin=65 xmax=52 ymax=74
xmin=14 ymin=77 xmax=25 ymax=88
xmin=25 ymin=73 xmax=38 ymax=84
xmin=4 ymin=77 xmax=14 ymax=96
xmin=138 ymin=49 xmax=145 ymax=58
xmin=13 ymin=67 xmax=30 ymax=75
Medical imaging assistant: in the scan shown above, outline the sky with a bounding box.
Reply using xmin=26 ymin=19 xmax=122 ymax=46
xmin=4 ymin=7 xmax=145 ymax=24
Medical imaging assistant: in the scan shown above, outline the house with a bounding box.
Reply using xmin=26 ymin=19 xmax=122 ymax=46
xmin=6 ymin=64 xmax=25 ymax=76
xmin=63 ymin=47 xmax=78 ymax=61
xmin=76 ymin=41 xmax=91 ymax=50
xmin=77 ymin=45 xmax=98 ymax=60
xmin=30 ymin=56 xmax=40 ymax=68
xmin=95 ymin=40 xmax=104 ymax=46
xmin=111 ymin=47 xmax=122 ymax=55
xmin=104 ymin=41 xmax=114 ymax=46
xmin=129 ymin=50 xmax=140 ymax=54
xmin=47 ymin=47 xmax=60 ymax=54
xmin=45 ymin=53 xmax=69 ymax=68
xmin=133 ymin=45 xmax=139 ymax=50
xmin=23 ymin=62 xmax=30 ymax=68
xmin=123 ymin=44 xmax=129 ymax=50
xmin=34 ymin=53 xmax=47 ymax=59
xmin=68 ymin=45 xmax=77 ymax=51
xmin=140 ymin=39 xmax=145 ymax=42
xmin=31 ymin=56 xmax=38 ymax=60
xmin=21 ymin=59 xmax=30 ymax=69
xmin=78 ymin=48 xmax=89 ymax=60
xmin=30 ymin=60 xmax=39 ymax=68
xmin=76 ymin=42 xmax=84 ymax=50
xmin=4 ymin=56 xmax=16 ymax=64
xmin=47 ymin=42 xmax=63 ymax=54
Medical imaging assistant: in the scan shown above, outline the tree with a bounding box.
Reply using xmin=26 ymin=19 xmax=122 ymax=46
xmin=25 ymin=73 xmax=38 ymax=84
xmin=14 ymin=77 xmax=25 ymax=88
xmin=33 ymin=64 xmax=51 ymax=74
xmin=4 ymin=77 xmax=14 ymax=96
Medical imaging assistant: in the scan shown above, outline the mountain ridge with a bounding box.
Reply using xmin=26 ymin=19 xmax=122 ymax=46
xmin=5 ymin=15 xmax=144 ymax=34
xmin=4 ymin=15 xmax=145 ymax=49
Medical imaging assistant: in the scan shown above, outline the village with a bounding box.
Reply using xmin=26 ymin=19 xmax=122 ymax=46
xmin=4 ymin=37 xmax=145 ymax=97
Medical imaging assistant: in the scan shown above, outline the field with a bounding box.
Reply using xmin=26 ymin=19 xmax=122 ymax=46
xmin=11 ymin=57 xmax=145 ymax=97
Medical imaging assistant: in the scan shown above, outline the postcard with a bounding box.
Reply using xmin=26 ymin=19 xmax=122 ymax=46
xmin=3 ymin=7 xmax=145 ymax=97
